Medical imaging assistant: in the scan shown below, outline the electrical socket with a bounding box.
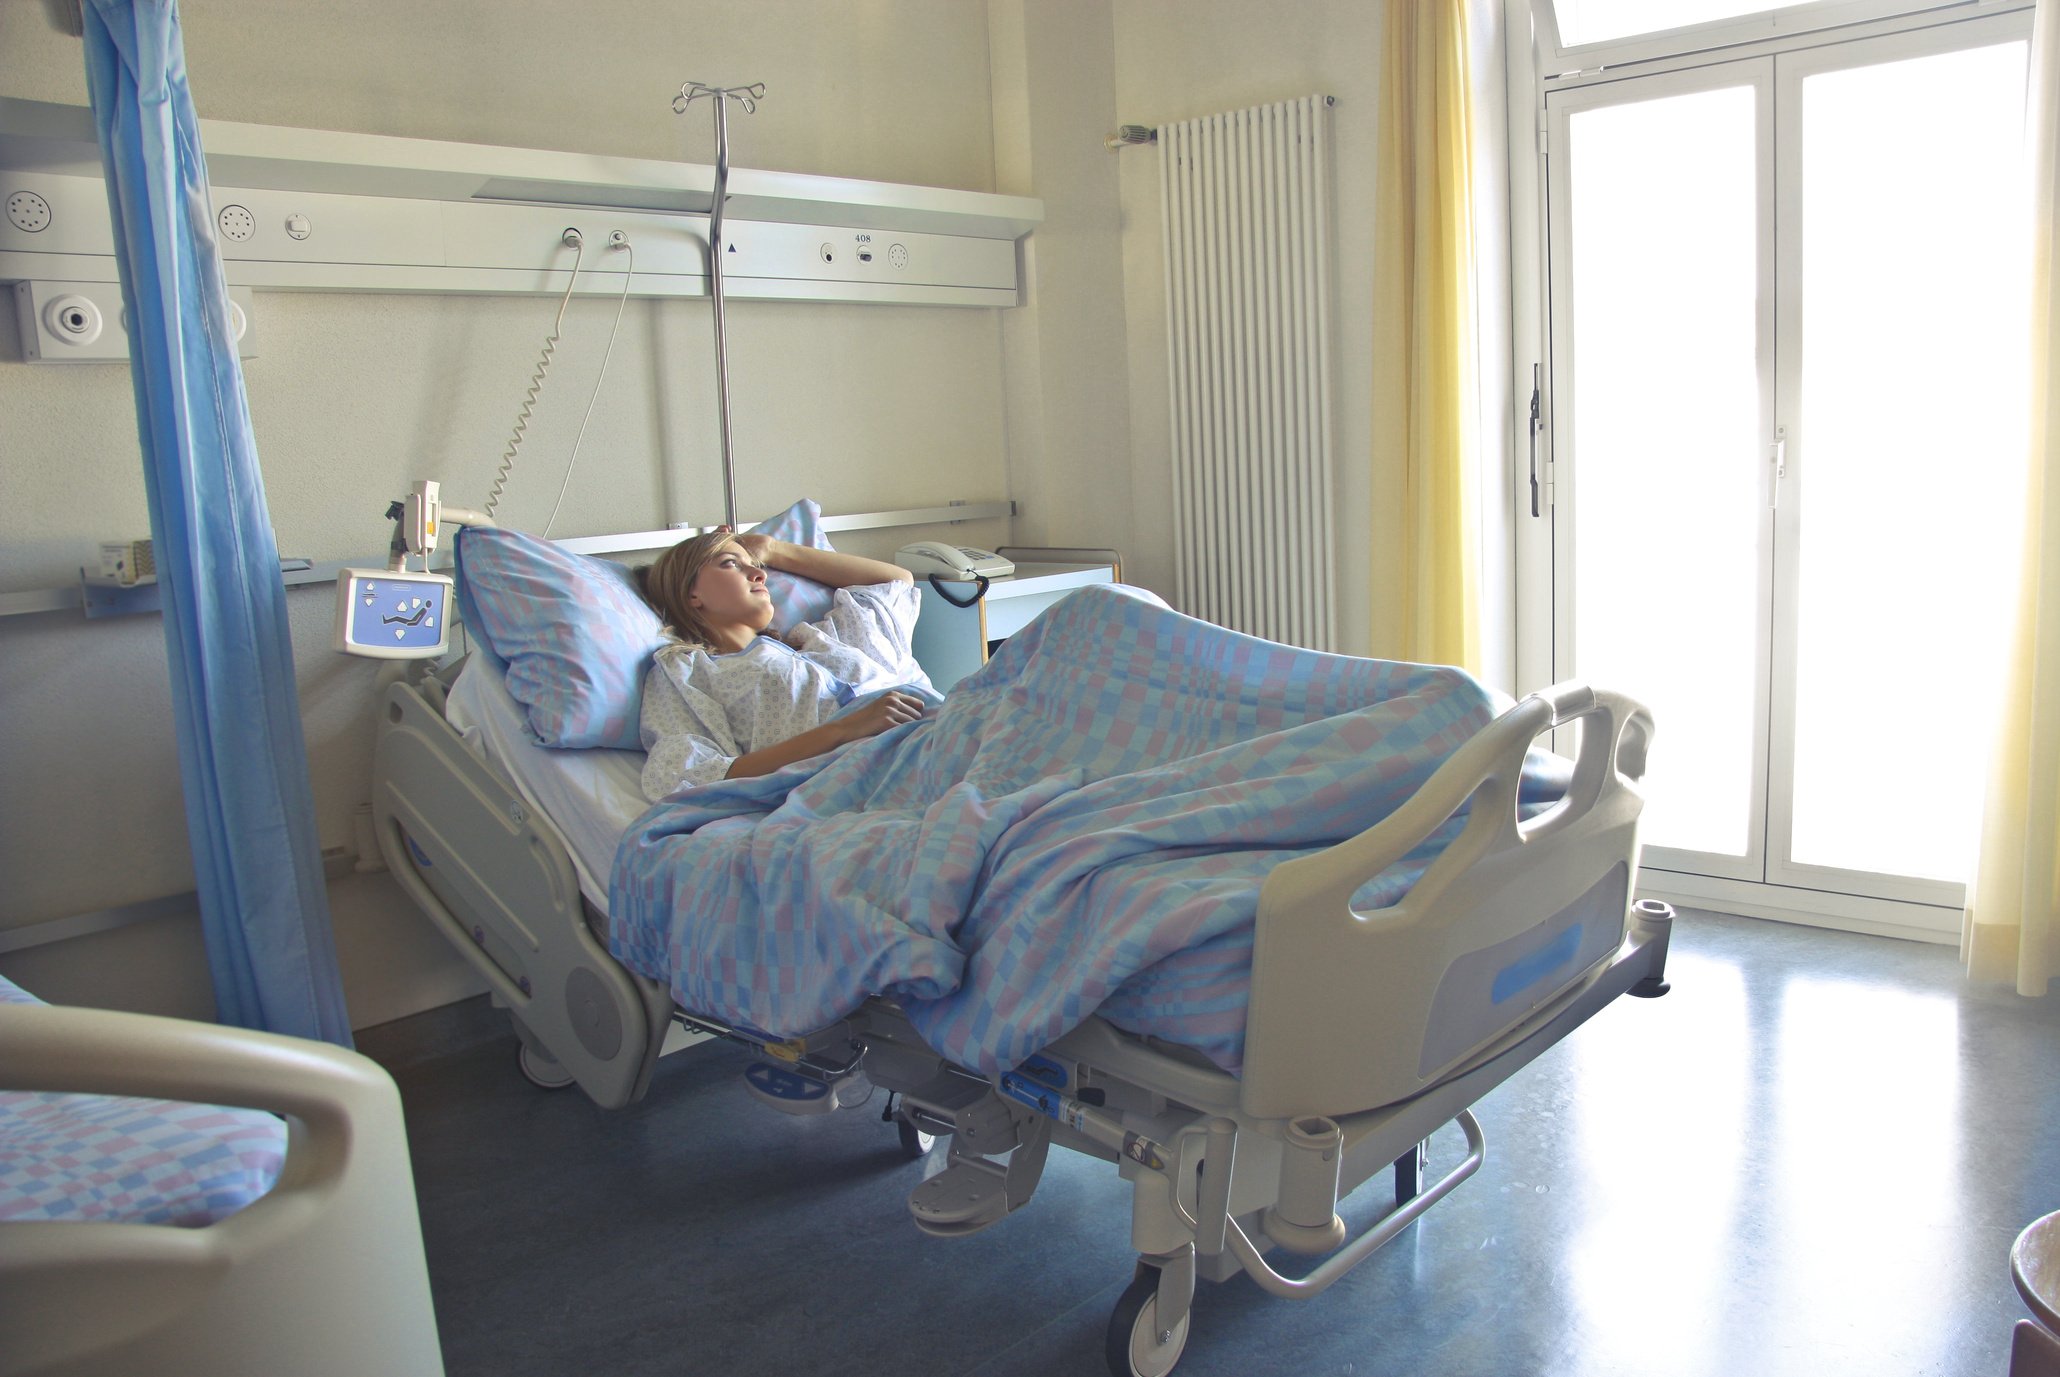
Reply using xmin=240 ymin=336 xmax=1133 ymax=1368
xmin=12 ymin=279 xmax=260 ymax=362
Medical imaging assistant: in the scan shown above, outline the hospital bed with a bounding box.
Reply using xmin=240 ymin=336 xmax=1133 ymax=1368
xmin=370 ymin=582 xmax=1670 ymax=1377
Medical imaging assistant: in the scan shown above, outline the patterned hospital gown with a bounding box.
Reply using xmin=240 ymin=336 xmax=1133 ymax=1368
xmin=639 ymin=580 xmax=932 ymax=799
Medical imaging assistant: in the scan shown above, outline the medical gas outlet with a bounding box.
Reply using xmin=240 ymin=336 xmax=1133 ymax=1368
xmin=12 ymin=279 xmax=258 ymax=362
xmin=820 ymin=234 xmax=909 ymax=270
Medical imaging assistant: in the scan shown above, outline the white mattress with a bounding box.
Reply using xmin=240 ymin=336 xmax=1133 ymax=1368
xmin=443 ymin=656 xmax=651 ymax=911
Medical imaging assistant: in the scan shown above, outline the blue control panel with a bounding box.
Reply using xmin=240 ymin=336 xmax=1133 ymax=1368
xmin=333 ymin=569 xmax=453 ymax=659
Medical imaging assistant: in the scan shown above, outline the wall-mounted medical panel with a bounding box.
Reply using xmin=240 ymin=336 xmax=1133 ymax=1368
xmin=12 ymin=278 xmax=258 ymax=362
xmin=0 ymin=97 xmax=1039 ymax=307
xmin=0 ymin=174 xmax=1020 ymax=306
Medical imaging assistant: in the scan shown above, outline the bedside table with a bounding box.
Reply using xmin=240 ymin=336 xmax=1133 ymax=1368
xmin=911 ymin=559 xmax=1118 ymax=691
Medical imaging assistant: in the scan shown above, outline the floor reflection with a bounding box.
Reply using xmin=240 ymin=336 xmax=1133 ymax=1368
xmin=1553 ymin=941 xmax=1968 ymax=1376
xmin=1564 ymin=952 xmax=1750 ymax=1377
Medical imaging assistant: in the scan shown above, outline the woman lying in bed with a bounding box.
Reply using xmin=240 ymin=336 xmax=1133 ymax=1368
xmin=634 ymin=531 xmax=937 ymax=797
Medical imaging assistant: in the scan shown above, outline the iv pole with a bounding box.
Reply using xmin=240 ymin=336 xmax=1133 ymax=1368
xmin=672 ymin=79 xmax=764 ymax=531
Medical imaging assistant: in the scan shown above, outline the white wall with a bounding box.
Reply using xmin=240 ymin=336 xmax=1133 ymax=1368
xmin=1110 ymin=0 xmax=1389 ymax=655
xmin=988 ymin=0 xmax=1135 ymax=557
xmin=0 ymin=0 xmax=1020 ymax=1027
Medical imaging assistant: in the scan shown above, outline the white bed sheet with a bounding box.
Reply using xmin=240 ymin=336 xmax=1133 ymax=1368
xmin=443 ymin=656 xmax=651 ymax=911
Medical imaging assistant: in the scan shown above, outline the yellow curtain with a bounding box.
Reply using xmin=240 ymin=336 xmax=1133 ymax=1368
xmin=1371 ymin=0 xmax=1482 ymax=673
xmin=1963 ymin=0 xmax=2060 ymax=997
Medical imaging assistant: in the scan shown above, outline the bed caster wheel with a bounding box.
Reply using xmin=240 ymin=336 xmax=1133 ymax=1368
xmin=518 ymin=1043 xmax=576 ymax=1090
xmin=897 ymin=1117 xmax=937 ymax=1159
xmin=1106 ymin=1271 xmax=1190 ymax=1377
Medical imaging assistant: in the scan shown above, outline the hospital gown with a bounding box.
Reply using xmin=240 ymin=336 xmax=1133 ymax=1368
xmin=639 ymin=579 xmax=932 ymax=799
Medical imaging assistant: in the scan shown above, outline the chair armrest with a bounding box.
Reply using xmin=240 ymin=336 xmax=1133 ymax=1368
xmin=0 ymin=1004 xmax=444 ymax=1377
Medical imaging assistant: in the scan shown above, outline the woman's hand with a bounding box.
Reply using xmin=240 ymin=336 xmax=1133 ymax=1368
xmin=835 ymin=691 xmax=928 ymax=744
xmin=732 ymin=532 xmax=783 ymax=568
xmin=723 ymin=690 xmax=928 ymax=779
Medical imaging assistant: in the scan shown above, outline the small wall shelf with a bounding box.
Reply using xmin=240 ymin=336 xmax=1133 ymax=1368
xmin=0 ymin=502 xmax=1016 ymax=622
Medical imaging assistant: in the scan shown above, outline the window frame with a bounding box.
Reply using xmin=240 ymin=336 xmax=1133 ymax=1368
xmin=1508 ymin=0 xmax=2037 ymax=936
xmin=1534 ymin=0 xmax=2021 ymax=78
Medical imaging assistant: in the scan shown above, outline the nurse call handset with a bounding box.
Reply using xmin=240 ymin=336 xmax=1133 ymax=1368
xmin=893 ymin=541 xmax=1016 ymax=581
xmin=333 ymin=479 xmax=491 ymax=660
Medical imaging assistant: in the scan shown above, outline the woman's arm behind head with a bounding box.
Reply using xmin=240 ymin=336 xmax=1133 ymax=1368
xmin=740 ymin=535 xmax=911 ymax=590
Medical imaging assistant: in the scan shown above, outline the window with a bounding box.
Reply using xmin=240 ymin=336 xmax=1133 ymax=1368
xmin=1521 ymin=0 xmax=2033 ymax=931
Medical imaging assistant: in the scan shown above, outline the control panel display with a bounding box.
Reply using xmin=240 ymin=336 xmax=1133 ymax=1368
xmin=333 ymin=569 xmax=453 ymax=659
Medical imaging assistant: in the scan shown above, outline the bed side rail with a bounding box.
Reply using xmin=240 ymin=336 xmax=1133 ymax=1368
xmin=1240 ymin=682 xmax=1655 ymax=1121
xmin=372 ymin=679 xmax=668 ymax=1109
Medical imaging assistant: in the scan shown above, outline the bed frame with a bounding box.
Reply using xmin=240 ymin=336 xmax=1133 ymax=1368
xmin=372 ymin=667 xmax=1671 ymax=1377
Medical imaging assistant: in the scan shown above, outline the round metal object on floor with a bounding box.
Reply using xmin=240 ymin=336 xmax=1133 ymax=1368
xmin=2015 ymin=1212 xmax=2060 ymax=1334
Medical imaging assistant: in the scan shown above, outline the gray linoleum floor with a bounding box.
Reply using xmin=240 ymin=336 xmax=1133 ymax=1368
xmin=369 ymin=909 xmax=2060 ymax=1377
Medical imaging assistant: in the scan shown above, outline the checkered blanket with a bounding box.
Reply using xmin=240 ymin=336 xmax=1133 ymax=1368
xmin=609 ymin=585 xmax=1564 ymax=1074
xmin=0 ymin=976 xmax=287 ymax=1225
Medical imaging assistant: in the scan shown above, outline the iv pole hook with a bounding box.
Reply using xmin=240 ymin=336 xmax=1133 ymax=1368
xmin=672 ymin=80 xmax=765 ymax=530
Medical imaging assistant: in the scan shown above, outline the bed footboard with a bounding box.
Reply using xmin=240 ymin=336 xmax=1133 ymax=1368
xmin=373 ymin=678 xmax=670 ymax=1109
xmin=1241 ymin=682 xmax=1658 ymax=1121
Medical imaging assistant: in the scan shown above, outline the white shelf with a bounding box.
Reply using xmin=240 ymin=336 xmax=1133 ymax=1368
xmin=1 ymin=503 xmax=1016 ymax=621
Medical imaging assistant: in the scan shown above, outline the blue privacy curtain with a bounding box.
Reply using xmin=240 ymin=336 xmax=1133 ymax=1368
xmin=82 ymin=0 xmax=352 ymax=1045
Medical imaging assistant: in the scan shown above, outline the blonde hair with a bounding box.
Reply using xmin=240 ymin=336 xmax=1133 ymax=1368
xmin=636 ymin=531 xmax=744 ymax=651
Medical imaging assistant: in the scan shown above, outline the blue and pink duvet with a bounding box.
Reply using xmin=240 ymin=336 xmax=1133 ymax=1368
xmin=609 ymin=585 xmax=1564 ymax=1076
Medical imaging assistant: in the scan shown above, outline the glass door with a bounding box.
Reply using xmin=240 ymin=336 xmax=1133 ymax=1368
xmin=1768 ymin=23 xmax=2030 ymax=904
xmin=1546 ymin=60 xmax=1777 ymax=883
xmin=1543 ymin=13 xmax=2029 ymax=907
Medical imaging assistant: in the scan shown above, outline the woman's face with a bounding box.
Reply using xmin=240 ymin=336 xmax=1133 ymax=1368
xmin=689 ymin=539 xmax=775 ymax=633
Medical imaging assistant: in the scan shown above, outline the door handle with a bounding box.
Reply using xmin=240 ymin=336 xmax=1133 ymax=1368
xmin=1769 ymin=425 xmax=1788 ymax=508
xmin=1529 ymin=364 xmax=1544 ymax=518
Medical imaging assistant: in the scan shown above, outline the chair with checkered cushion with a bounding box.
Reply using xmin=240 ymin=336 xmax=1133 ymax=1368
xmin=0 ymin=984 xmax=444 ymax=1377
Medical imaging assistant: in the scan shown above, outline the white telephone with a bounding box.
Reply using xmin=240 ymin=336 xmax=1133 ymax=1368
xmin=893 ymin=541 xmax=1016 ymax=581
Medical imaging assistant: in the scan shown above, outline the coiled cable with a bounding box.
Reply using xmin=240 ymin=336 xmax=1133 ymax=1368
xmin=484 ymin=228 xmax=587 ymax=522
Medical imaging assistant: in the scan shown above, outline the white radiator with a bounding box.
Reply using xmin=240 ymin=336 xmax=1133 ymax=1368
xmin=1160 ymin=93 xmax=1337 ymax=650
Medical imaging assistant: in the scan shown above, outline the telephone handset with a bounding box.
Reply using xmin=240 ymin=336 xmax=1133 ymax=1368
xmin=893 ymin=541 xmax=1016 ymax=581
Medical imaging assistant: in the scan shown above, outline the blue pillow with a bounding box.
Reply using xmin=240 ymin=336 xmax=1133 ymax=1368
xmin=752 ymin=498 xmax=838 ymax=629
xmin=455 ymin=526 xmax=664 ymax=751
xmin=453 ymin=502 xmax=838 ymax=751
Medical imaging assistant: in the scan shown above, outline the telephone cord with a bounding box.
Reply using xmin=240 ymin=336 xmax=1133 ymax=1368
xmin=484 ymin=229 xmax=587 ymax=522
